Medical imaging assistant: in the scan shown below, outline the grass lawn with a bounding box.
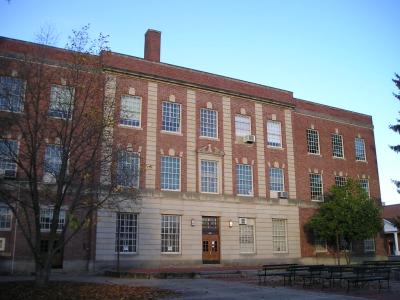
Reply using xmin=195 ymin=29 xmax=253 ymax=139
xmin=0 ymin=281 xmax=176 ymax=300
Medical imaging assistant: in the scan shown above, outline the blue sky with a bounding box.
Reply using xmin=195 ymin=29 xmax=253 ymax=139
xmin=1 ymin=0 xmax=400 ymax=204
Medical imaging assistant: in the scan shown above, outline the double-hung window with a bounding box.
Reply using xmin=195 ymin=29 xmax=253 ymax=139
xmin=44 ymin=144 xmax=62 ymax=183
xmin=236 ymin=164 xmax=253 ymax=196
xmin=200 ymin=108 xmax=217 ymax=138
xmin=355 ymin=138 xmax=366 ymax=161
xmin=267 ymin=121 xmax=282 ymax=147
xmin=272 ymin=219 xmax=288 ymax=253
xmin=0 ymin=139 xmax=18 ymax=178
xmin=335 ymin=176 xmax=347 ymax=187
xmin=120 ymin=95 xmax=141 ymax=127
xmin=162 ymin=101 xmax=181 ymax=133
xmin=359 ymin=179 xmax=370 ymax=197
xmin=49 ymin=85 xmax=74 ymax=119
xmin=364 ymin=238 xmax=375 ymax=253
xmin=117 ymin=151 xmax=140 ymax=188
xmin=239 ymin=218 xmax=255 ymax=253
xmin=160 ymin=156 xmax=180 ymax=191
xmin=0 ymin=76 xmax=24 ymax=112
xmin=0 ymin=206 xmax=12 ymax=230
xmin=40 ymin=207 xmax=65 ymax=232
xmin=235 ymin=115 xmax=251 ymax=137
xmin=314 ymin=234 xmax=327 ymax=252
xmin=331 ymin=134 xmax=344 ymax=158
xmin=200 ymin=160 xmax=218 ymax=193
xmin=115 ymin=213 xmax=138 ymax=253
xmin=307 ymin=129 xmax=320 ymax=154
xmin=161 ymin=215 xmax=180 ymax=253
xmin=269 ymin=168 xmax=284 ymax=192
xmin=309 ymin=173 xmax=323 ymax=201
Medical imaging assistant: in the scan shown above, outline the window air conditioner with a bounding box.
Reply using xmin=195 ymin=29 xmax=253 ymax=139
xmin=243 ymin=135 xmax=256 ymax=144
xmin=278 ymin=191 xmax=288 ymax=199
xmin=238 ymin=217 xmax=247 ymax=225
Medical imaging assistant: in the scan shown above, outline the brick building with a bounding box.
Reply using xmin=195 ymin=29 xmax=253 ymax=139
xmin=0 ymin=30 xmax=385 ymax=272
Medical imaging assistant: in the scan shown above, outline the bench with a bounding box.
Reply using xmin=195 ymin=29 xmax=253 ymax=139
xmin=346 ymin=266 xmax=391 ymax=292
xmin=320 ymin=265 xmax=354 ymax=288
xmin=257 ymin=264 xmax=297 ymax=286
xmin=294 ymin=265 xmax=325 ymax=287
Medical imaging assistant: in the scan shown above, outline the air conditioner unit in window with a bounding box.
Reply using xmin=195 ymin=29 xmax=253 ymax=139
xmin=0 ymin=238 xmax=5 ymax=251
xmin=278 ymin=191 xmax=288 ymax=199
xmin=238 ymin=217 xmax=247 ymax=225
xmin=243 ymin=135 xmax=256 ymax=144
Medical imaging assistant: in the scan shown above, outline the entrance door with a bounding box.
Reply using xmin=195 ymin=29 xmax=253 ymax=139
xmin=202 ymin=216 xmax=220 ymax=264
xmin=40 ymin=239 xmax=64 ymax=269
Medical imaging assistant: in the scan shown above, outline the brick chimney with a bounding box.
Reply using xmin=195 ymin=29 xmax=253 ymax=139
xmin=144 ymin=29 xmax=161 ymax=62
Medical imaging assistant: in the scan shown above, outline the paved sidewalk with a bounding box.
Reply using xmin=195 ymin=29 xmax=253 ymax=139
xmin=0 ymin=275 xmax=367 ymax=300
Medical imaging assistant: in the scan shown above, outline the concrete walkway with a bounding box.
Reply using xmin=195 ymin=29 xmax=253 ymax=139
xmin=0 ymin=275 xmax=367 ymax=300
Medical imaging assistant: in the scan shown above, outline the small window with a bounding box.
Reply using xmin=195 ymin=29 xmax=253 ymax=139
xmin=44 ymin=144 xmax=62 ymax=183
xmin=313 ymin=232 xmax=327 ymax=252
xmin=117 ymin=151 xmax=140 ymax=188
xmin=236 ymin=164 xmax=253 ymax=196
xmin=40 ymin=207 xmax=65 ymax=232
xmin=200 ymin=108 xmax=217 ymax=138
xmin=0 ymin=206 xmax=12 ymax=230
xmin=115 ymin=213 xmax=138 ymax=253
xmin=309 ymin=173 xmax=323 ymax=201
xmin=161 ymin=215 xmax=180 ymax=253
xmin=331 ymin=134 xmax=344 ymax=158
xmin=49 ymin=85 xmax=74 ymax=119
xmin=235 ymin=115 xmax=251 ymax=137
xmin=120 ymin=95 xmax=141 ymax=127
xmin=355 ymin=138 xmax=366 ymax=161
xmin=359 ymin=179 xmax=370 ymax=197
xmin=267 ymin=121 xmax=282 ymax=147
xmin=160 ymin=156 xmax=180 ymax=191
xmin=335 ymin=176 xmax=347 ymax=187
xmin=200 ymin=160 xmax=218 ymax=193
xmin=162 ymin=101 xmax=181 ymax=133
xmin=307 ymin=129 xmax=320 ymax=154
xmin=0 ymin=76 xmax=24 ymax=112
xmin=272 ymin=218 xmax=287 ymax=253
xmin=239 ymin=218 xmax=255 ymax=253
xmin=0 ymin=139 xmax=18 ymax=178
xmin=269 ymin=168 xmax=284 ymax=192
xmin=364 ymin=238 xmax=375 ymax=253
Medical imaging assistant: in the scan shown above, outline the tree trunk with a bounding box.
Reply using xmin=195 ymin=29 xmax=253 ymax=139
xmin=335 ymin=233 xmax=341 ymax=265
xmin=35 ymin=261 xmax=51 ymax=287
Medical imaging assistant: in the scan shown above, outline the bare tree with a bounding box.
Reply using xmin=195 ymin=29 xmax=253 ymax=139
xmin=0 ymin=25 xmax=139 ymax=286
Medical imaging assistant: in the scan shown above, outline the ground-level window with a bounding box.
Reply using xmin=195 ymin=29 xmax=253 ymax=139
xmin=0 ymin=206 xmax=12 ymax=230
xmin=314 ymin=233 xmax=327 ymax=252
xmin=309 ymin=173 xmax=323 ymax=201
xmin=364 ymin=238 xmax=375 ymax=253
xmin=39 ymin=207 xmax=65 ymax=232
xmin=272 ymin=218 xmax=287 ymax=253
xmin=161 ymin=215 xmax=180 ymax=253
xmin=239 ymin=218 xmax=255 ymax=253
xmin=115 ymin=213 xmax=138 ymax=253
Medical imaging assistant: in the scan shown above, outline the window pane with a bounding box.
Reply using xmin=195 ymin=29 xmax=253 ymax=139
xmin=0 ymin=76 xmax=24 ymax=112
xmin=355 ymin=138 xmax=366 ymax=161
xmin=40 ymin=208 xmax=65 ymax=231
xmin=235 ymin=115 xmax=251 ymax=137
xmin=0 ymin=207 xmax=11 ymax=229
xmin=200 ymin=108 xmax=217 ymax=138
xmin=44 ymin=144 xmax=62 ymax=181
xmin=162 ymin=102 xmax=181 ymax=132
xmin=272 ymin=219 xmax=287 ymax=252
xmin=201 ymin=160 xmax=218 ymax=193
xmin=0 ymin=139 xmax=17 ymax=178
xmin=236 ymin=164 xmax=253 ymax=195
xmin=364 ymin=238 xmax=375 ymax=253
xmin=359 ymin=179 xmax=370 ymax=197
xmin=307 ymin=129 xmax=320 ymax=154
xmin=115 ymin=213 xmax=137 ymax=253
xmin=269 ymin=168 xmax=284 ymax=192
xmin=117 ymin=151 xmax=140 ymax=188
xmin=161 ymin=156 xmax=180 ymax=190
xmin=120 ymin=96 xmax=141 ymax=127
xmin=331 ymin=134 xmax=344 ymax=158
xmin=309 ymin=173 xmax=323 ymax=201
xmin=161 ymin=215 xmax=180 ymax=253
xmin=267 ymin=121 xmax=282 ymax=147
xmin=335 ymin=176 xmax=347 ymax=187
xmin=49 ymin=85 xmax=74 ymax=119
